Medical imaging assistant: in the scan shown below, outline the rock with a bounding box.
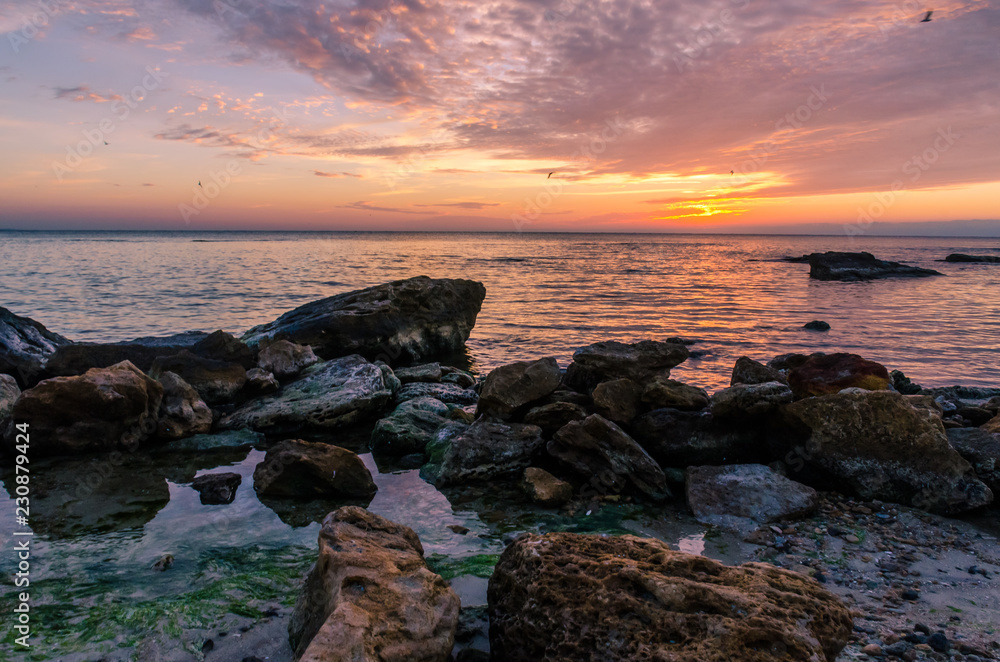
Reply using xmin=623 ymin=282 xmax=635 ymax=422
xmin=981 ymin=413 xmax=1000 ymax=434
xmin=787 ymin=352 xmax=890 ymax=399
xmin=768 ymin=353 xmax=813 ymax=373
xmin=564 ymin=340 xmax=689 ymax=392
xmin=155 ymin=371 xmax=212 ymax=440
xmin=946 ymin=428 xmax=1000 ymax=494
xmin=792 ymin=251 xmax=942 ymax=281
xmin=641 ymin=379 xmax=709 ymax=411
xmin=370 ymin=397 xmax=466 ymax=456
xmin=591 ymin=378 xmax=643 ymax=423
xmin=256 ymin=339 xmax=319 ymax=380
xmin=0 ymin=374 xmax=20 ymax=426
xmin=4 ymin=360 xmax=163 ymax=457
xmin=394 ymin=363 xmax=442 ymax=383
xmin=191 ymin=472 xmax=242 ymax=505
xmin=152 ymin=554 xmax=174 ymax=571
xmin=253 ymin=439 xmax=376 ymax=499
xmin=242 ymin=276 xmax=486 ymax=365
xmin=476 ymin=357 xmax=561 ymax=419
xmin=861 ymin=643 xmax=883 ymax=656
xmin=549 ymin=414 xmax=669 ymax=500
xmin=150 ymin=350 xmax=247 ymax=405
xmin=891 ymin=369 xmax=923 ymax=394
xmin=630 ymin=408 xmax=764 ymax=467
xmin=0 ymin=305 xmax=70 ymax=386
xmin=440 ymin=367 xmax=475 ymax=388
xmin=803 ymin=320 xmax=831 ymax=331
xmin=959 ymin=405 xmax=995 ymax=427
xmin=686 ymin=464 xmax=818 ymax=534
xmin=785 ymin=390 xmax=993 ymax=513
xmin=244 ymin=367 xmax=279 ymax=395
xmin=289 ymin=507 xmax=459 ymax=662
xmin=523 ymin=401 xmax=589 ymax=436
xmin=731 ymin=356 xmax=787 ymax=386
xmin=422 ymin=418 xmax=544 ymax=487
xmin=944 ymin=253 xmax=1000 ymax=263
xmin=488 ymin=532 xmax=853 ymax=662
xmin=904 ymin=394 xmax=944 ymax=417
xmin=521 ymin=467 xmax=573 ymax=507
xmin=711 ymin=382 xmax=794 ymax=419
xmin=221 ymin=356 xmax=395 ymax=434
xmin=190 ymin=330 xmax=257 ymax=369
xmin=396 ymin=381 xmax=478 ymax=406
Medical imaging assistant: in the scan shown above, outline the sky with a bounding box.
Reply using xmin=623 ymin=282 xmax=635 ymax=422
xmin=0 ymin=0 xmax=998 ymax=233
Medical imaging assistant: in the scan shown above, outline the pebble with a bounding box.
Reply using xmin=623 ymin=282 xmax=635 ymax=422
xmin=845 ymin=534 xmax=861 ymax=544
xmin=861 ymin=643 xmax=883 ymax=655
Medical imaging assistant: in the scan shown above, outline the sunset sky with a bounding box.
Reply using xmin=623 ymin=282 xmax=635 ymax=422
xmin=1 ymin=0 xmax=998 ymax=232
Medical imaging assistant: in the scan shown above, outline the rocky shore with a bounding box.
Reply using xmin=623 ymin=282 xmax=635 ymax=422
xmin=2 ymin=275 xmax=1000 ymax=661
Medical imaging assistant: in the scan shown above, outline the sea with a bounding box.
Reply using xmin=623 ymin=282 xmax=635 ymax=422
xmin=0 ymin=231 xmax=998 ymax=391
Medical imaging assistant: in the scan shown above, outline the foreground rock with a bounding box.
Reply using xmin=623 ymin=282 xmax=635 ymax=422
xmin=0 ymin=305 xmax=70 ymax=386
xmin=789 ymin=251 xmax=942 ymax=281
xmin=221 ymin=355 xmax=395 ymax=434
xmin=944 ymin=253 xmax=1000 ymax=263
xmin=242 ymin=276 xmax=486 ymax=364
xmin=422 ymin=418 xmax=543 ymax=487
xmin=476 ymin=357 xmax=561 ymax=419
xmin=785 ymin=390 xmax=992 ymax=513
xmin=549 ymin=414 xmax=669 ymax=500
xmin=521 ymin=467 xmax=573 ymax=507
xmin=370 ymin=397 xmax=465 ymax=456
xmin=787 ymin=352 xmax=890 ymax=399
xmin=156 ymin=371 xmax=212 ymax=440
xmin=686 ymin=464 xmax=818 ymax=534
xmin=564 ymin=340 xmax=689 ymax=391
xmin=253 ymin=439 xmax=376 ymax=499
xmin=289 ymin=507 xmax=459 ymax=662
xmin=4 ymin=360 xmax=162 ymax=456
xmin=488 ymin=532 xmax=853 ymax=662
xmin=191 ymin=472 xmax=242 ymax=505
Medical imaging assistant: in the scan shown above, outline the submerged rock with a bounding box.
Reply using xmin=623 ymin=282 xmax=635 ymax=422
xmin=5 ymin=360 xmax=163 ymax=457
xmin=791 ymin=251 xmax=942 ymax=281
xmin=253 ymin=439 xmax=377 ymax=499
xmin=549 ymin=414 xmax=669 ymax=500
xmin=422 ymin=418 xmax=543 ymax=487
xmin=0 ymin=305 xmax=70 ymax=386
xmin=488 ymin=532 xmax=853 ymax=662
xmin=256 ymin=339 xmax=319 ymax=380
xmin=785 ymin=389 xmax=992 ymax=513
xmin=370 ymin=396 xmax=465 ymax=456
xmin=221 ymin=355 xmax=395 ymax=434
xmin=156 ymin=371 xmax=212 ymax=440
xmin=476 ymin=357 xmax=561 ymax=420
xmin=731 ymin=356 xmax=787 ymax=386
xmin=686 ymin=464 xmax=818 ymax=534
xmin=564 ymin=340 xmax=689 ymax=391
xmin=289 ymin=507 xmax=459 ymax=662
xmin=803 ymin=320 xmax=831 ymax=331
xmin=787 ymin=352 xmax=890 ymax=399
xmin=242 ymin=276 xmax=486 ymax=365
xmin=191 ymin=472 xmax=242 ymax=505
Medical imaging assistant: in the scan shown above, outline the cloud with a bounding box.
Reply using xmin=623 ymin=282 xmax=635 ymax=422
xmin=414 ymin=201 xmax=500 ymax=210
xmin=314 ymin=170 xmax=363 ymax=178
xmin=339 ymin=200 xmax=424 ymax=214
xmin=53 ymin=85 xmax=123 ymax=103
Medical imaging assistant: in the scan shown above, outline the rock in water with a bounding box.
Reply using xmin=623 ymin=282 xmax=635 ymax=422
xmin=289 ymin=507 xmax=459 ymax=662
xmin=476 ymin=357 xmax=562 ymax=419
xmin=156 ymin=371 xmax=213 ymax=440
xmin=785 ymin=390 xmax=993 ymax=514
xmin=421 ymin=418 xmax=544 ymax=487
xmin=795 ymin=251 xmax=942 ymax=281
xmin=944 ymin=253 xmax=1000 ymax=263
xmin=4 ymin=360 xmax=163 ymax=457
xmin=803 ymin=320 xmax=831 ymax=331
xmin=253 ymin=439 xmax=376 ymax=499
xmin=787 ymin=352 xmax=890 ymax=398
xmin=191 ymin=472 xmax=242 ymax=505
xmin=686 ymin=464 xmax=818 ymax=534
xmin=549 ymin=414 xmax=669 ymax=500
xmin=731 ymin=356 xmax=787 ymax=386
xmin=521 ymin=467 xmax=573 ymax=507
xmin=221 ymin=356 xmax=395 ymax=434
xmin=241 ymin=276 xmax=486 ymax=364
xmin=564 ymin=340 xmax=689 ymax=391
xmin=488 ymin=532 xmax=853 ymax=662
xmin=0 ymin=306 xmax=70 ymax=386
xmin=370 ymin=397 xmax=465 ymax=456
xmin=256 ymin=339 xmax=319 ymax=380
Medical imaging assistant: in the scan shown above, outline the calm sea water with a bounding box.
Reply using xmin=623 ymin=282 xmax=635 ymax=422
xmin=1 ymin=231 xmax=997 ymax=391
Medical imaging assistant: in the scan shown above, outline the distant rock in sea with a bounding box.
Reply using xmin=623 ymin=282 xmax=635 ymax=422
xmin=803 ymin=320 xmax=831 ymax=331
xmin=784 ymin=251 xmax=943 ymax=281
xmin=944 ymin=253 xmax=1000 ymax=263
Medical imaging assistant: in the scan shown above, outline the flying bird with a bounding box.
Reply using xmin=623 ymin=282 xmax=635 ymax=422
xmin=198 ymin=181 xmax=203 ymax=188
xmin=103 ymin=141 xmax=109 ymax=145
xmin=921 ymin=10 xmax=933 ymax=21
xmin=547 ymin=171 xmax=555 ymax=179
xmin=730 ymin=170 xmax=734 ymax=175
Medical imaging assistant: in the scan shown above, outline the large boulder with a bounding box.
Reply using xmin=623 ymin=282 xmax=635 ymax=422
xmin=156 ymin=371 xmax=212 ymax=440
xmin=3 ymin=360 xmax=162 ymax=457
xmin=731 ymin=356 xmax=787 ymax=386
xmin=686 ymin=464 xmax=818 ymax=534
xmin=711 ymin=381 xmax=794 ymax=419
xmin=946 ymin=428 xmax=1000 ymax=495
xmin=630 ymin=408 xmax=764 ymax=468
xmin=241 ymin=276 xmax=486 ymax=365
xmin=253 ymin=439 xmax=376 ymax=499
xmin=256 ymin=339 xmax=319 ymax=380
xmin=221 ymin=355 xmax=395 ymax=434
xmin=370 ymin=397 xmax=465 ymax=456
xmin=0 ymin=306 xmax=70 ymax=386
xmin=421 ymin=418 xmax=544 ymax=487
xmin=289 ymin=507 xmax=459 ymax=662
xmin=790 ymin=251 xmax=942 ymax=281
xmin=0 ymin=374 xmax=20 ymax=426
xmin=488 ymin=532 xmax=853 ymax=662
xmin=549 ymin=414 xmax=669 ymax=500
xmin=564 ymin=340 xmax=689 ymax=392
xmin=476 ymin=357 xmax=561 ymax=419
xmin=150 ymin=350 xmax=247 ymax=405
xmin=787 ymin=352 xmax=890 ymax=399
xmin=785 ymin=389 xmax=993 ymax=514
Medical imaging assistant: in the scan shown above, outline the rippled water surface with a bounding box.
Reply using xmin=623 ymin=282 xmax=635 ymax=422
xmin=1 ymin=230 xmax=998 ymax=390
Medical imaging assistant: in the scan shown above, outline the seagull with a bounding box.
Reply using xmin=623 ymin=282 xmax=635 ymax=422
xmin=103 ymin=141 xmax=109 ymax=145
xmin=198 ymin=181 xmax=203 ymax=188
xmin=921 ymin=10 xmax=933 ymax=22
xmin=547 ymin=171 xmax=555 ymax=179
xmin=730 ymin=170 xmax=734 ymax=175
